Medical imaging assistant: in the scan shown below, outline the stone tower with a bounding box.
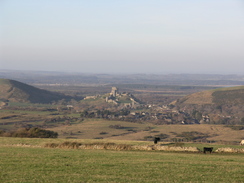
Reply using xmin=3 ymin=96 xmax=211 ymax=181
xmin=111 ymin=87 xmax=118 ymax=97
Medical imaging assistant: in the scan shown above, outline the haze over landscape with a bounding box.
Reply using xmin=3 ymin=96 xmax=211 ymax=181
xmin=1 ymin=2 xmax=244 ymax=182
xmin=1 ymin=0 xmax=244 ymax=74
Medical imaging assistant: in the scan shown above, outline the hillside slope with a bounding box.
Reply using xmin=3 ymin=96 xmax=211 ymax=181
xmin=173 ymin=86 xmax=244 ymax=106
xmin=0 ymin=78 xmax=77 ymax=104
xmin=172 ymin=86 xmax=244 ymax=124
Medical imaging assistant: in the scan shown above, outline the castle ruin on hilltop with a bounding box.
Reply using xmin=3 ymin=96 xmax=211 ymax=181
xmin=105 ymin=87 xmax=140 ymax=108
xmin=111 ymin=87 xmax=118 ymax=97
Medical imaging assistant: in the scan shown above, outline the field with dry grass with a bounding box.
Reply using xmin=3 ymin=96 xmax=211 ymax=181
xmin=1 ymin=107 xmax=243 ymax=144
xmin=47 ymin=119 xmax=244 ymax=144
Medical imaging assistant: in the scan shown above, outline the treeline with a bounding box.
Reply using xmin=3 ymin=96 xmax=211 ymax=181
xmin=0 ymin=127 xmax=58 ymax=138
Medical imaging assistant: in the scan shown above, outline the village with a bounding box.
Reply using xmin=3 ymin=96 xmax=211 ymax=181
xmin=79 ymin=87 xmax=210 ymax=125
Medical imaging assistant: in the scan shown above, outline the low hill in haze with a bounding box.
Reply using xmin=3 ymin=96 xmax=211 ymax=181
xmin=0 ymin=78 xmax=79 ymax=104
xmin=172 ymin=86 xmax=244 ymax=124
xmin=173 ymin=86 xmax=244 ymax=105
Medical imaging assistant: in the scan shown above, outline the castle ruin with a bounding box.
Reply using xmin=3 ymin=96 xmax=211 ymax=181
xmin=111 ymin=87 xmax=118 ymax=97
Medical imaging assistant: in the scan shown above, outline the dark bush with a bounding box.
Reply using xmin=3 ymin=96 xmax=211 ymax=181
xmin=0 ymin=127 xmax=58 ymax=138
xmin=150 ymin=130 xmax=160 ymax=133
xmin=109 ymin=124 xmax=124 ymax=129
xmin=224 ymin=125 xmax=244 ymax=131
xmin=176 ymin=131 xmax=209 ymax=141
xmin=157 ymin=133 xmax=169 ymax=139
xmin=0 ymin=130 xmax=5 ymax=135
xmin=144 ymin=135 xmax=154 ymax=141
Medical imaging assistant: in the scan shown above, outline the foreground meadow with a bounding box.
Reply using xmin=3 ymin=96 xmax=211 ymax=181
xmin=0 ymin=138 xmax=244 ymax=183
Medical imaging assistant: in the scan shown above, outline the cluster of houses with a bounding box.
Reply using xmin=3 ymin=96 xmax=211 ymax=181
xmin=127 ymin=110 xmax=201 ymax=124
xmin=78 ymin=107 xmax=209 ymax=125
xmin=80 ymin=87 xmax=214 ymax=124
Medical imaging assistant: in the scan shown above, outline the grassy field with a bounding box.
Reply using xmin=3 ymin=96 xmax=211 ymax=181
xmin=48 ymin=119 xmax=244 ymax=143
xmin=0 ymin=138 xmax=244 ymax=183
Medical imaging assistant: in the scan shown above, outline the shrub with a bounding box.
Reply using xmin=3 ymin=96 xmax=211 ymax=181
xmin=0 ymin=130 xmax=5 ymax=135
xmin=109 ymin=125 xmax=124 ymax=129
xmin=224 ymin=125 xmax=244 ymax=131
xmin=44 ymin=143 xmax=59 ymax=148
xmin=45 ymin=141 xmax=81 ymax=149
xmin=176 ymin=131 xmax=209 ymax=141
xmin=150 ymin=130 xmax=160 ymax=133
xmin=59 ymin=141 xmax=81 ymax=149
xmin=144 ymin=135 xmax=154 ymax=141
xmin=143 ymin=126 xmax=153 ymax=131
xmin=0 ymin=127 xmax=58 ymax=138
xmin=157 ymin=133 xmax=169 ymax=139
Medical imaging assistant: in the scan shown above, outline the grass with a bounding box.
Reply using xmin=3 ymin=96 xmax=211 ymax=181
xmin=0 ymin=138 xmax=243 ymax=183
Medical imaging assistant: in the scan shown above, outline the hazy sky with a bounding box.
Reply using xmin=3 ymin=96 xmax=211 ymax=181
xmin=1 ymin=0 xmax=244 ymax=74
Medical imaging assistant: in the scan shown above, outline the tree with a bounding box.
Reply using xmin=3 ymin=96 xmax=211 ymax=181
xmin=240 ymin=117 xmax=244 ymax=125
xmin=80 ymin=110 xmax=88 ymax=117
xmin=192 ymin=110 xmax=202 ymax=121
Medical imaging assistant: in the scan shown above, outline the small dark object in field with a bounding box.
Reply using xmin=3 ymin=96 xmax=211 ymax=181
xmin=154 ymin=137 xmax=161 ymax=144
xmin=203 ymin=147 xmax=213 ymax=154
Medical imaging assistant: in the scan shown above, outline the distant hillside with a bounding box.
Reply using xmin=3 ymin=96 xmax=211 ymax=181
xmin=173 ymin=86 xmax=244 ymax=106
xmin=0 ymin=78 xmax=78 ymax=104
xmin=212 ymin=86 xmax=244 ymax=105
xmin=172 ymin=86 xmax=244 ymax=124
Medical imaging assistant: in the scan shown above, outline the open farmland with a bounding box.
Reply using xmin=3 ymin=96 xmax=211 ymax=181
xmin=47 ymin=119 xmax=244 ymax=144
xmin=1 ymin=79 xmax=244 ymax=145
xmin=1 ymin=107 xmax=244 ymax=143
xmin=0 ymin=138 xmax=244 ymax=183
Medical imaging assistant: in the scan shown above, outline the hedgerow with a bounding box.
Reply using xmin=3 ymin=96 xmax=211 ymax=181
xmin=0 ymin=127 xmax=58 ymax=138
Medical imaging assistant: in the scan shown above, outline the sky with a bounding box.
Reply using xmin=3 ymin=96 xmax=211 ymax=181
xmin=1 ymin=0 xmax=244 ymax=74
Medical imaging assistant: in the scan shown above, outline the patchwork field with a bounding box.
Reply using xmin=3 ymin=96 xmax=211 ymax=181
xmin=0 ymin=137 xmax=244 ymax=183
xmin=46 ymin=119 xmax=244 ymax=143
xmin=1 ymin=108 xmax=243 ymax=143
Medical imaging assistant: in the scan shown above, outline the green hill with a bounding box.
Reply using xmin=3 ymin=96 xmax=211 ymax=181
xmin=0 ymin=78 xmax=77 ymax=104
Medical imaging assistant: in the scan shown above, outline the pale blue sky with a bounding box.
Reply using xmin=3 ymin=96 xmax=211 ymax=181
xmin=1 ymin=0 xmax=244 ymax=74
